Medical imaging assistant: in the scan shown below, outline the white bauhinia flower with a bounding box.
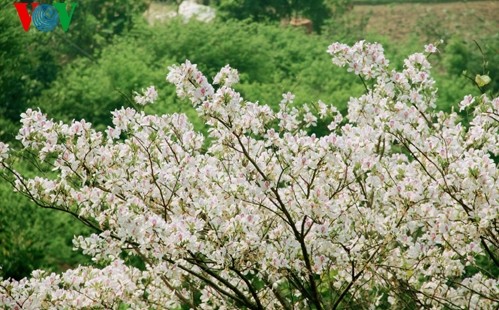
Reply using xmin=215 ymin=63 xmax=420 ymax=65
xmin=133 ymin=85 xmax=158 ymax=105
xmin=0 ymin=41 xmax=497 ymax=309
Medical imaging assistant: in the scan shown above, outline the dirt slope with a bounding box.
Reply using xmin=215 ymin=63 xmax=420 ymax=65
xmin=351 ymin=1 xmax=498 ymax=41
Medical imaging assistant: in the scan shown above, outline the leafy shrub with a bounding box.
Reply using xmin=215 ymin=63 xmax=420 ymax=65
xmin=214 ymin=0 xmax=340 ymax=32
xmin=0 ymin=1 xmax=59 ymax=137
xmin=34 ymin=19 xmax=366 ymax=131
xmin=443 ymin=35 xmax=498 ymax=96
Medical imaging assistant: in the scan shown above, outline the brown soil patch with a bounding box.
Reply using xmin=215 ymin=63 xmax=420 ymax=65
xmin=350 ymin=1 xmax=499 ymax=42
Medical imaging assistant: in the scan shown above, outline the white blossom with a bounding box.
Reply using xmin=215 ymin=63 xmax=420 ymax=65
xmin=1 ymin=41 xmax=497 ymax=309
xmin=133 ymin=85 xmax=158 ymax=105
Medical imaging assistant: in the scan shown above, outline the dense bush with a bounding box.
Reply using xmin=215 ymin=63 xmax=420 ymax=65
xmin=33 ymin=19 xmax=367 ymax=130
xmin=53 ymin=0 xmax=151 ymax=53
xmin=443 ymin=35 xmax=499 ymax=95
xmin=0 ymin=0 xmax=151 ymax=138
xmin=0 ymin=0 xmax=59 ymax=138
xmin=214 ymin=0 xmax=340 ymax=32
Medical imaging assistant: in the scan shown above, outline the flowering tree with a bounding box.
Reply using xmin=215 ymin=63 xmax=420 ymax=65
xmin=0 ymin=41 xmax=498 ymax=309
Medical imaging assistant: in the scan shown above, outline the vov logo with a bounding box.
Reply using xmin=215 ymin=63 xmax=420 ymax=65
xmin=14 ymin=2 xmax=78 ymax=32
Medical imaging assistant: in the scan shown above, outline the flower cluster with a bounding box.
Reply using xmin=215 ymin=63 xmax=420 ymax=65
xmin=327 ymin=40 xmax=389 ymax=79
xmin=0 ymin=142 xmax=8 ymax=162
xmin=0 ymin=41 xmax=497 ymax=309
xmin=133 ymin=85 xmax=158 ymax=106
xmin=213 ymin=64 xmax=240 ymax=87
xmin=167 ymin=60 xmax=214 ymax=105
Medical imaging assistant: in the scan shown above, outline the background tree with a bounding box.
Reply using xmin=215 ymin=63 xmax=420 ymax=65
xmin=0 ymin=0 xmax=59 ymax=141
xmin=214 ymin=0 xmax=342 ymax=32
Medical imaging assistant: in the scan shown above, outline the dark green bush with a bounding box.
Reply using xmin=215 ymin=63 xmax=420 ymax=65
xmin=0 ymin=165 xmax=91 ymax=280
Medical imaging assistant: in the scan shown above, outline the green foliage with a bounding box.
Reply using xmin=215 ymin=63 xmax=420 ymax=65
xmin=321 ymin=5 xmax=370 ymax=43
xmin=34 ymin=36 xmax=165 ymax=130
xmin=0 ymin=0 xmax=59 ymax=139
xmin=214 ymin=0 xmax=340 ymax=32
xmin=34 ymin=19 xmax=366 ymax=131
xmin=443 ymin=35 xmax=498 ymax=96
xmin=217 ymin=0 xmax=302 ymax=21
xmin=56 ymin=0 xmax=151 ymax=53
xmin=31 ymin=18 xmax=494 ymax=134
xmin=0 ymin=167 xmax=91 ymax=280
xmin=0 ymin=0 xmax=151 ymax=140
